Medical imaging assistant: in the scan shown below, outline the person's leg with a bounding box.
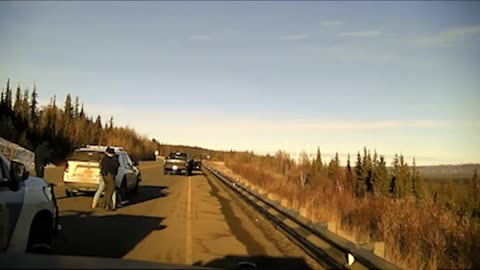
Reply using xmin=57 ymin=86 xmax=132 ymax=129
xmin=35 ymin=164 xmax=44 ymax=178
xmin=92 ymin=178 xmax=105 ymax=208
xmin=112 ymin=189 xmax=116 ymax=208
xmin=103 ymin=175 xmax=115 ymax=210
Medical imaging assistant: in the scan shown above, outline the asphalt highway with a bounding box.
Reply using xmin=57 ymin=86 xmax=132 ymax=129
xmin=45 ymin=161 xmax=322 ymax=270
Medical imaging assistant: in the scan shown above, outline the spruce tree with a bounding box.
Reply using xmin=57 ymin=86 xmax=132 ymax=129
xmin=346 ymin=153 xmax=354 ymax=194
xmin=30 ymin=86 xmax=38 ymax=131
xmin=13 ymin=84 xmax=22 ymax=114
xmin=5 ymin=78 xmax=12 ymax=110
xmin=355 ymin=151 xmax=365 ymax=197
xmin=391 ymin=154 xmax=399 ymax=197
xmin=74 ymin=96 xmax=80 ymax=119
xmin=376 ymin=155 xmax=390 ymax=196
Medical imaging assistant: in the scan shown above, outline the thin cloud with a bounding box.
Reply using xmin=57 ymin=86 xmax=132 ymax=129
xmin=231 ymin=120 xmax=449 ymax=131
xmin=321 ymin=21 xmax=344 ymax=27
xmin=189 ymin=35 xmax=211 ymax=41
xmin=337 ymin=30 xmax=382 ymax=37
xmin=181 ymin=119 xmax=450 ymax=132
xmin=413 ymin=25 xmax=480 ymax=48
xmin=279 ymin=34 xmax=310 ymax=40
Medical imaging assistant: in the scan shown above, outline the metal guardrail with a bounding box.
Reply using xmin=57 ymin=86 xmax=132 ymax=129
xmin=203 ymin=164 xmax=402 ymax=270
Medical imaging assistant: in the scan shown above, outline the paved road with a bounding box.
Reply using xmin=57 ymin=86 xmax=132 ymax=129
xmin=45 ymin=161 xmax=321 ymax=270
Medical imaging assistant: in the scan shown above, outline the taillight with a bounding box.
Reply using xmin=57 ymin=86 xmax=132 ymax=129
xmin=64 ymin=162 xmax=69 ymax=173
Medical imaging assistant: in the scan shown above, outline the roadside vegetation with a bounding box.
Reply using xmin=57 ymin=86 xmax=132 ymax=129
xmin=0 ymin=79 xmax=161 ymax=161
xmin=0 ymin=79 xmax=229 ymax=162
xmin=212 ymin=149 xmax=480 ymax=269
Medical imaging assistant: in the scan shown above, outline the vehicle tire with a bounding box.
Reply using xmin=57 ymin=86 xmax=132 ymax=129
xmin=163 ymin=169 xmax=167 ymax=175
xmin=65 ymin=190 xmax=72 ymax=197
xmin=132 ymin=177 xmax=140 ymax=193
xmin=27 ymin=212 xmax=53 ymax=254
xmin=121 ymin=178 xmax=128 ymax=199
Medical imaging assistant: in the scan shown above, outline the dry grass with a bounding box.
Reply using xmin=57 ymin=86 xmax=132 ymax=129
xmin=209 ymin=161 xmax=480 ymax=270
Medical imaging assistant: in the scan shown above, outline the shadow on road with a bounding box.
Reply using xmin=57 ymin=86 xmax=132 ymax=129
xmin=190 ymin=171 xmax=204 ymax=176
xmin=53 ymin=211 xmax=166 ymax=258
xmin=195 ymin=255 xmax=314 ymax=270
xmin=124 ymin=185 xmax=168 ymax=207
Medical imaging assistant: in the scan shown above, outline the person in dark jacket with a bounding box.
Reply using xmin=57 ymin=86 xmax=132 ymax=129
xmin=34 ymin=141 xmax=52 ymax=178
xmin=100 ymin=147 xmax=120 ymax=211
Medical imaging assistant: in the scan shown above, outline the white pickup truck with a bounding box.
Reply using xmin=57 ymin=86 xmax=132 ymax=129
xmin=63 ymin=146 xmax=142 ymax=199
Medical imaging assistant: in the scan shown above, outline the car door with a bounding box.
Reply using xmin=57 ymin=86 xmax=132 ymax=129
xmin=120 ymin=154 xmax=135 ymax=189
xmin=0 ymin=155 xmax=25 ymax=251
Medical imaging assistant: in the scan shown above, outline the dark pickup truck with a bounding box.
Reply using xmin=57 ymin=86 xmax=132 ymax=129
xmin=163 ymin=152 xmax=192 ymax=176
xmin=192 ymin=155 xmax=202 ymax=171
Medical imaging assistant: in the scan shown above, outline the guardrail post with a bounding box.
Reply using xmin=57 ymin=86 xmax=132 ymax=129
xmin=327 ymin=221 xmax=337 ymax=234
xmin=281 ymin=198 xmax=289 ymax=208
xmin=299 ymin=207 xmax=308 ymax=218
xmin=374 ymin=242 xmax=385 ymax=258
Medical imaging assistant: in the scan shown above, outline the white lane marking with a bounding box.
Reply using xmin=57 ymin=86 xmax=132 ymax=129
xmin=186 ymin=176 xmax=193 ymax=265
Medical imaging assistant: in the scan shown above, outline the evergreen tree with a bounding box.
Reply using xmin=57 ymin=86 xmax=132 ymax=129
xmin=315 ymin=147 xmax=324 ymax=175
xmin=13 ymin=84 xmax=22 ymax=114
xmin=363 ymin=148 xmax=374 ymax=193
xmin=355 ymin=151 xmax=365 ymax=197
xmin=375 ymin=155 xmax=390 ymax=196
xmin=79 ymin=103 xmax=85 ymax=118
xmin=5 ymin=78 xmax=12 ymax=110
xmin=30 ymin=86 xmax=38 ymax=131
xmin=346 ymin=153 xmax=354 ymax=194
xmin=74 ymin=96 xmax=80 ymax=119
xmin=21 ymin=88 xmax=30 ymax=122
xmin=399 ymin=155 xmax=412 ymax=197
xmin=64 ymin=94 xmax=73 ymax=120
xmin=391 ymin=154 xmax=399 ymax=197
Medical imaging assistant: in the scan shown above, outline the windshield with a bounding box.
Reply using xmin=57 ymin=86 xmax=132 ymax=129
xmin=167 ymin=153 xmax=188 ymax=160
xmin=2 ymin=2 xmax=478 ymax=270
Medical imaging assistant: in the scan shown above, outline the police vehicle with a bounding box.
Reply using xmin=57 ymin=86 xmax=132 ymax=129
xmin=0 ymin=152 xmax=58 ymax=254
xmin=63 ymin=145 xmax=141 ymax=198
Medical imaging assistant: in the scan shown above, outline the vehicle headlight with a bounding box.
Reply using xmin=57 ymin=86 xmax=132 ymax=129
xmin=43 ymin=185 xmax=53 ymax=201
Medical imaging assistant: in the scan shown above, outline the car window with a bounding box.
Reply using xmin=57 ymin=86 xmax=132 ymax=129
xmin=168 ymin=153 xmax=188 ymax=160
xmin=119 ymin=154 xmax=127 ymax=167
xmin=124 ymin=154 xmax=133 ymax=165
xmin=70 ymin=150 xmax=103 ymax=162
xmin=0 ymin=158 xmax=9 ymax=182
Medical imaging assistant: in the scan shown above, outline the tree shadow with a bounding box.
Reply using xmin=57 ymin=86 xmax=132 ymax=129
xmin=52 ymin=211 xmax=166 ymax=258
xmin=124 ymin=185 xmax=168 ymax=207
xmin=195 ymin=255 xmax=314 ymax=270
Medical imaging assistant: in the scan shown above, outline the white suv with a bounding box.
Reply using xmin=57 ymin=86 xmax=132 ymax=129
xmin=0 ymin=152 xmax=57 ymax=254
xmin=63 ymin=146 xmax=141 ymax=198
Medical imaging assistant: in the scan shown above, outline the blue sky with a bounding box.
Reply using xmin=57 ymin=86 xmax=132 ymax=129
xmin=1 ymin=1 xmax=479 ymax=165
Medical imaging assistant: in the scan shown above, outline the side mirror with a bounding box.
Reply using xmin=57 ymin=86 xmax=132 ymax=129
xmin=10 ymin=161 xmax=29 ymax=182
xmin=133 ymin=161 xmax=139 ymax=166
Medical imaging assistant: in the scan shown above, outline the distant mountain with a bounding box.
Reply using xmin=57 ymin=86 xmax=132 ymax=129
xmin=416 ymin=164 xmax=480 ymax=181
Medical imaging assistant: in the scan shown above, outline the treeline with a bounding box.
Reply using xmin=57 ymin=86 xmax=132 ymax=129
xmin=220 ymin=148 xmax=480 ymax=269
xmin=0 ymin=79 xmax=159 ymax=162
xmin=223 ymin=147 xmax=480 ymax=218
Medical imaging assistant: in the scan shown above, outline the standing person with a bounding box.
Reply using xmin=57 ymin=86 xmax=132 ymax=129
xmin=34 ymin=140 xmax=52 ymax=178
xmin=91 ymin=172 xmax=117 ymax=208
xmin=100 ymin=147 xmax=119 ymax=211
